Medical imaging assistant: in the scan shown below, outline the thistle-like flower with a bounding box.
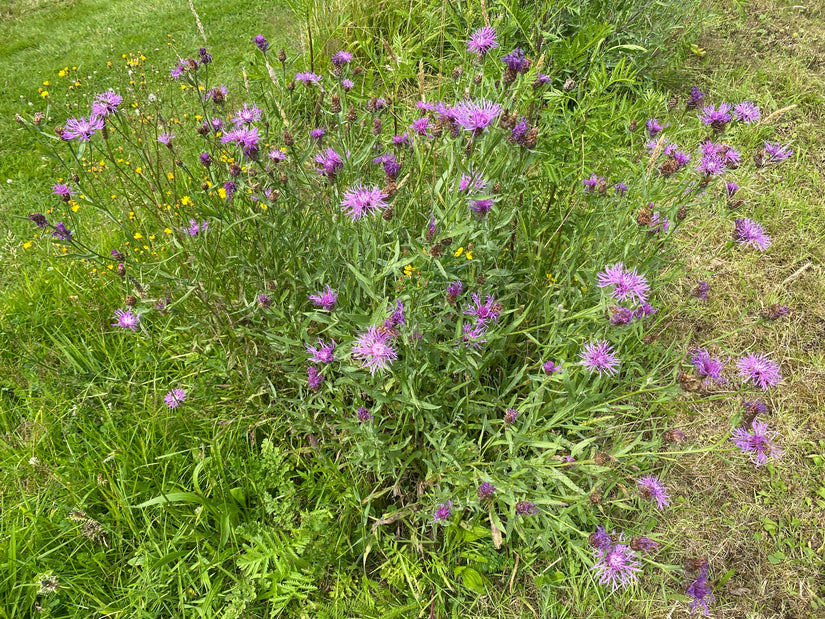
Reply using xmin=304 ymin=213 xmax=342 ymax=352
xmin=340 ymin=184 xmax=388 ymax=221
xmin=596 ymin=263 xmax=649 ymax=305
xmin=352 ymin=326 xmax=398 ymax=374
xmin=637 ymin=475 xmax=670 ymax=510
xmin=737 ymin=352 xmax=781 ymax=390
xmin=467 ymin=27 xmax=498 ymax=57
xmin=579 ymin=341 xmax=620 ymax=376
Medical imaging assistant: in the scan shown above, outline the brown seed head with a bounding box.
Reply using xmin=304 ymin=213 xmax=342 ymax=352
xmin=278 ymin=49 xmax=287 ymax=63
xmin=125 ymin=295 xmax=138 ymax=307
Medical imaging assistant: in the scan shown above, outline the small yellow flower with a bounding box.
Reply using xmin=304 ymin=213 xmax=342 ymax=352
xmin=71 ymin=204 xmax=79 ymax=213
xmin=23 ymin=241 xmax=33 ymax=249
xmin=135 ymin=167 xmax=142 ymax=174
xmin=43 ymin=80 xmax=50 ymax=86
xmin=465 ymin=251 xmax=473 ymax=260
xmin=107 ymin=264 xmax=114 ymax=270
xmin=181 ymin=196 xmax=192 ymax=206
xmin=164 ymin=227 xmax=173 ymax=234
xmin=167 ymin=173 xmax=174 ymax=180
xmin=218 ymin=187 xmax=227 ymax=199
xmin=133 ymin=232 xmax=143 ymax=240
xmin=454 ymin=247 xmax=464 ymax=257
xmin=194 ymin=115 xmax=202 ymax=121
xmin=128 ymin=211 xmax=135 ymax=220
xmin=40 ymin=91 xmax=49 ymax=98
xmin=59 ymin=69 xmax=66 ymax=77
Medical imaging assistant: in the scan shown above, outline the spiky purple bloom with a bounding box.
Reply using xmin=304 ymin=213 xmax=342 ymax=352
xmin=467 ymin=26 xmax=498 ymax=57
xmin=28 ymin=213 xmax=48 ymax=228
xmin=257 ymin=293 xmax=271 ymax=308
xmin=384 ymin=300 xmax=406 ymax=331
xmin=447 ymin=280 xmax=462 ymax=299
xmin=433 ymin=501 xmax=453 ymax=522
xmin=62 ymin=115 xmax=104 ymax=141
xmin=461 ymin=321 xmax=489 ymax=349
xmin=511 ymin=117 xmax=529 ymax=144
xmin=453 ymin=99 xmax=503 ymax=133
xmin=650 ymin=212 xmax=669 ymax=234
xmin=596 ymin=263 xmax=649 ymax=305
xmin=733 ymin=218 xmax=771 ymax=250
xmin=693 ymin=281 xmax=710 ymax=301
xmin=543 ymin=360 xmax=563 ymax=375
xmin=223 ymin=181 xmax=237 ymax=199
xmin=269 ymin=149 xmax=287 ymax=162
xmin=306 ymin=338 xmax=336 ymax=364
xmin=535 ymin=73 xmax=552 ymax=84
xmin=582 ymin=174 xmax=605 ymax=192
xmin=309 ymin=127 xmax=325 ymax=143
xmin=723 ymin=147 xmax=741 ymax=167
xmin=295 ymin=72 xmax=322 ymax=84
xmin=427 ymin=212 xmax=437 ymax=237
xmin=686 ymin=86 xmax=705 ymax=108
xmin=198 ymin=47 xmax=212 ymax=65
xmin=737 ymin=353 xmax=781 ymax=390
xmin=91 ymin=90 xmax=123 ymax=117
xmin=220 ymin=126 xmax=261 ymax=155
xmin=170 ymin=61 xmax=186 ymax=80
xmin=341 ymin=184 xmax=387 ymax=221
xmin=504 ymin=408 xmax=518 ymax=425
xmin=372 ymin=152 xmax=400 ymax=178
xmin=51 ymin=222 xmax=72 ymax=241
xmin=646 ymin=118 xmax=665 ymax=138
xmin=477 ymin=482 xmax=496 ymax=499
xmin=410 ymin=116 xmax=432 ymax=137
xmin=579 ymin=341 xmax=620 ymax=377
xmin=589 ymin=526 xmax=612 ymax=551
xmin=352 ymin=326 xmax=398 ymax=374
xmin=470 ymin=198 xmax=494 ymax=216
xmin=233 ymin=102 xmax=262 ymax=126
xmin=52 ymin=183 xmax=74 ymax=200
xmin=742 ymin=400 xmax=767 ymax=417
xmin=726 ymin=182 xmax=739 ymax=197
xmin=254 ymin=35 xmax=269 ymax=52
xmin=515 ymin=500 xmax=539 ymax=515
xmin=633 ymin=537 xmax=659 ymax=553
xmin=186 ymin=219 xmax=209 ymax=236
xmin=206 ymin=85 xmax=228 ymax=103
xmin=591 ymin=534 xmax=642 ymax=591
xmin=391 ymin=132 xmax=410 ymax=147
xmin=356 ymin=406 xmax=373 ymax=422
xmin=211 ymin=118 xmax=223 ymax=132
xmin=764 ymin=141 xmax=793 ymax=163
xmin=673 ymin=149 xmax=691 ymax=167
xmin=614 ymin=183 xmax=628 ymax=196
xmin=307 ymin=366 xmax=323 ymax=390
xmin=458 ymin=173 xmax=489 ymax=193
xmin=732 ymin=420 xmax=783 ymax=467
xmin=690 ymin=348 xmax=727 ymax=385
xmin=637 ymin=476 xmax=670 ymax=510
xmin=157 ymin=132 xmax=173 ymax=146
xmin=112 ymin=308 xmax=140 ymax=331
xmin=341 ymin=78 xmax=354 ymax=91
xmin=686 ymin=564 xmax=715 ymax=615
xmin=733 ymin=101 xmax=761 ymax=123
xmin=610 ymin=307 xmax=634 ymax=326
xmin=314 ymin=147 xmax=344 ymax=179
xmin=462 ymin=293 xmax=500 ymax=324
xmin=698 ymin=103 xmax=733 ymax=129
xmin=309 ymin=285 xmax=338 ymax=311
xmin=164 ymin=388 xmax=187 ymax=409
xmin=501 ymin=48 xmax=529 ymax=73
xmin=374 ymin=98 xmax=387 ymax=110
xmin=331 ymin=50 xmax=353 ymax=66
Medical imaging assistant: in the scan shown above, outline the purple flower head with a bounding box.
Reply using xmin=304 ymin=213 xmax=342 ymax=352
xmin=306 ymin=338 xmax=336 ymax=364
xmin=742 ymin=399 xmax=767 ymax=418
xmin=52 ymin=183 xmax=74 ymax=200
xmin=764 ymin=141 xmax=793 ymax=163
xmin=733 ymin=218 xmax=771 ymax=250
xmin=435 ymin=101 xmax=459 ymax=122
xmin=579 ymin=341 xmax=620 ymax=377
xmin=28 ymin=213 xmax=48 ymax=228
xmin=501 ymin=48 xmax=529 ymax=73
xmin=352 ymin=326 xmax=398 ymax=374
xmin=221 ymin=126 xmax=261 ymax=156
xmin=186 ymin=219 xmax=209 ymax=236
xmin=383 ymin=299 xmax=406 ymax=331
xmin=432 ymin=501 xmax=453 ymax=522
xmin=198 ymin=47 xmax=212 ymax=65
xmin=307 ymin=366 xmax=323 ymax=390
xmin=477 ymin=482 xmax=496 ymax=499
xmin=341 ymin=78 xmax=354 ymax=91
xmin=650 ymin=212 xmax=670 ymax=234
xmin=391 ymin=132 xmax=410 ymax=146
xmin=633 ymin=303 xmax=658 ymax=319
xmin=309 ymin=285 xmax=338 ymax=311
xmin=374 ymin=98 xmax=387 ymax=110
xmin=51 ymin=222 xmax=72 ymax=241
xmin=269 ymin=148 xmax=287 ymax=162
xmin=91 ymin=90 xmax=123 ymax=117
xmin=461 ymin=321 xmax=488 ymax=349
xmin=372 ymin=152 xmax=400 ymax=178
xmin=409 ymin=116 xmax=432 ymax=137
xmin=726 ymin=182 xmax=739 ymax=197
xmin=591 ymin=534 xmax=642 ymax=591
xmin=211 ymin=117 xmax=223 ymax=131
xmin=233 ymin=102 xmax=262 ymax=126
xmin=589 ymin=526 xmax=612 ymax=551
xmin=170 ymin=61 xmax=186 ymax=80
xmin=416 ymin=101 xmax=436 ymax=113
xmin=515 ymin=500 xmax=539 ymax=515
xmin=463 ymin=293 xmax=501 ymax=324
xmin=686 ymin=564 xmax=715 ymax=615
xmin=331 ymin=50 xmax=353 ymax=66
xmin=543 ymin=360 xmax=563 ymax=375
xmin=673 ymin=149 xmax=691 ymax=167
xmin=314 ymin=147 xmax=344 ymax=179
xmin=582 ymin=174 xmax=605 ymax=192
xmin=309 ymin=127 xmax=326 ymax=143
xmin=427 ymin=212 xmax=437 ymax=238
xmin=205 ymin=85 xmax=228 ymax=103
xmin=609 ymin=307 xmax=634 ymax=326
xmin=698 ymin=103 xmax=733 ymax=130
xmin=157 ymin=132 xmax=174 ymax=146
xmin=295 ymin=72 xmax=322 ymax=84
xmin=733 ymin=101 xmax=761 ymax=123
xmin=637 ymin=475 xmax=670 ymax=510
xmin=467 ymin=26 xmax=498 ymax=57
xmin=632 ymin=536 xmax=659 ymax=553
xmin=737 ymin=352 xmax=781 ymax=390
xmin=504 ymin=408 xmax=518 ymax=425
xmin=690 ymin=348 xmax=727 ymax=385
xmin=447 ymin=280 xmax=462 ymax=299
xmin=357 ymin=406 xmax=373 ymax=422
xmin=341 ymin=184 xmax=388 ymax=221
xmin=535 ymin=73 xmax=552 ymax=84
xmin=164 ymin=388 xmax=187 ymax=409
xmin=686 ymin=86 xmax=705 ymax=108
xmin=62 ymin=115 xmax=104 ymax=141
xmin=458 ymin=172 xmax=489 ymax=193
xmin=596 ymin=263 xmax=649 ymax=305
xmin=112 ymin=308 xmax=140 ymax=331
xmin=646 ymin=118 xmax=665 ymax=138
xmin=731 ymin=420 xmax=782 ymax=467
xmin=511 ymin=117 xmax=529 ymax=144
xmin=614 ymin=182 xmax=628 ymax=196
xmin=723 ymin=147 xmax=741 ymax=167
xmin=254 ymin=35 xmax=269 ymax=52
xmin=453 ymin=99 xmax=503 ymax=133
xmin=223 ymin=181 xmax=237 ymax=200
xmin=470 ymin=198 xmax=494 ymax=217
xmin=693 ymin=280 xmax=710 ymax=301
xmin=257 ymin=293 xmax=271 ymax=308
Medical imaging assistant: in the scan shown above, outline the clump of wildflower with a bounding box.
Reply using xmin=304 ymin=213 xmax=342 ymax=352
xmin=637 ymin=476 xmax=670 ymax=510
xmin=453 ymin=99 xmax=503 ymax=133
xmin=596 ymin=263 xmax=649 ymax=305
xmin=646 ymin=118 xmax=665 ymax=138
xmin=630 ymin=536 xmax=659 ymax=553
xmin=314 ymin=147 xmax=344 ymax=179
xmin=432 ymin=501 xmax=452 ymax=522
xmin=352 ymin=326 xmax=398 ymax=374
xmin=254 ymin=35 xmax=269 ymax=52
xmin=726 ymin=182 xmax=739 ymax=198
xmin=461 ymin=322 xmax=489 ymax=349
xmin=582 ymin=174 xmax=605 ymax=193
xmin=741 ymin=400 xmax=767 ymax=425
xmin=685 ymin=563 xmax=715 ymax=615
xmin=763 ymin=141 xmax=793 ymax=163
xmin=692 ymin=280 xmax=709 ymax=301
xmin=463 ymin=293 xmax=501 ymax=324
xmin=341 ymin=78 xmax=354 ymax=91
xmin=447 ymin=280 xmax=463 ymax=304
xmin=737 ymin=353 xmax=781 ymax=390
xmin=309 ymin=127 xmax=325 ymax=142
xmin=28 ymin=213 xmax=48 ymax=228
xmin=307 ymin=366 xmax=323 ymax=390
xmin=356 ymin=406 xmax=373 ymax=422
xmin=589 ymin=526 xmax=612 ymax=550
xmin=309 ymin=284 xmax=337 ymax=311
xmin=733 ymin=101 xmax=761 ymax=123
xmin=170 ymin=60 xmax=186 ymax=80
xmin=609 ymin=306 xmax=634 ymax=326
xmin=504 ymin=408 xmax=518 ymax=425
xmin=650 ymin=211 xmax=669 ymax=234
xmin=187 ymin=219 xmax=209 ymax=236
xmin=91 ymin=90 xmax=123 ymax=117
xmin=470 ymin=198 xmax=494 ymax=216
xmin=591 ymin=532 xmax=641 ymax=591
xmin=232 ymin=102 xmax=262 ymax=126
xmin=458 ymin=172 xmax=489 ymax=193
xmin=306 ymin=338 xmax=336 ymax=364
xmin=515 ymin=500 xmax=539 ymax=515
xmin=331 ymin=50 xmax=353 ymax=66
xmin=690 ymin=349 xmax=727 ymax=385
xmin=112 ymin=308 xmax=140 ymax=331
xmin=761 ymin=304 xmax=790 ymax=320
xmin=52 ymin=183 xmax=74 ymax=201
xmin=62 ymin=115 xmax=104 ymax=141
xmin=501 ymin=48 xmax=529 ymax=73
xmin=51 ymin=222 xmax=72 ymax=241
xmin=268 ymin=148 xmax=287 ymax=163
xmin=410 ymin=116 xmax=432 ymax=137
xmin=157 ymin=132 xmax=173 ymax=147
xmin=686 ymin=86 xmax=705 ymax=108
xmin=614 ymin=182 xmax=628 ymax=196
xmin=383 ymin=300 xmax=406 ymax=331
xmin=543 ymin=360 xmax=562 ymax=375
xmin=580 ymin=341 xmax=620 ymax=376
xmin=257 ymin=293 xmax=271 ymax=308
xmin=199 ymin=152 xmax=212 ymax=167
xmin=164 ymin=388 xmax=187 ymax=409
xmin=477 ymin=482 xmax=496 ymax=500
xmin=295 ymin=72 xmax=322 ymax=84
xmin=205 ymin=85 xmax=228 ymax=103
xmin=341 ymin=184 xmax=388 ymax=221
xmin=698 ymin=103 xmax=733 ymax=132
xmin=198 ymin=47 xmax=212 ymax=65
xmin=733 ymin=218 xmax=771 ymax=250
xmin=467 ymin=26 xmax=498 ymax=57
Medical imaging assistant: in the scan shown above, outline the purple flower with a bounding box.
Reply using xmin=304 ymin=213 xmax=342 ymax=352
xmin=223 ymin=181 xmax=237 ymax=199
xmin=307 ymin=366 xmax=323 ymax=390
xmin=733 ymin=218 xmax=771 ymax=250
xmin=543 ymin=360 xmax=563 ymax=375
xmin=673 ymin=149 xmax=691 ymax=167
xmin=91 ymin=90 xmax=123 ymax=117
xmin=726 ymin=182 xmax=739 ymax=197
xmin=309 ymin=127 xmax=325 ymax=142
xmin=453 ymin=99 xmax=503 ymax=133
xmin=535 ymin=73 xmax=552 ymax=84
xmin=461 ymin=321 xmax=489 ymax=349
xmin=698 ymin=103 xmax=733 ymax=130
xmin=462 ymin=293 xmax=501 ymax=324
xmin=391 ymin=132 xmax=410 ymax=146
xmin=515 ymin=500 xmax=539 ymax=515
xmin=470 ymin=198 xmax=494 ymax=216
xmin=410 ymin=116 xmax=432 ymax=137
xmin=510 ymin=117 xmax=529 ymax=144
xmin=764 ymin=141 xmax=793 ymax=163
xmin=432 ymin=501 xmax=453 ymax=522
xmin=157 ymin=132 xmax=174 ymax=146
xmin=257 ymin=293 xmax=271 ymax=308
xmin=309 ymin=284 xmax=338 ymax=311
xmin=686 ymin=86 xmax=705 ymax=108
xmin=232 ymin=102 xmax=262 ymax=126
xmin=579 ymin=341 xmax=620 ymax=376
xmin=458 ymin=173 xmax=489 ymax=193
xmin=373 ymin=152 xmax=400 ymax=178
xmin=52 ymin=183 xmax=74 ymax=200
xmin=447 ymin=280 xmax=462 ymax=302
xmin=582 ymin=174 xmax=605 ymax=192
xmin=314 ymin=147 xmax=344 ymax=179
xmin=220 ymin=126 xmax=261 ymax=156
xmin=352 ymin=326 xmax=398 ymax=374
xmin=504 ymin=408 xmax=518 ymax=425
xmin=112 ymin=308 xmax=140 ymax=331
xmin=733 ymin=101 xmax=761 ymax=123
xmin=170 ymin=61 xmax=186 ymax=80
xmin=737 ymin=352 xmax=781 ymax=390
xmin=341 ymin=184 xmax=388 ymax=221
xmin=51 ymin=222 xmax=72 ymax=241
xmin=477 ymin=482 xmax=496 ymax=499
xmin=62 ymin=115 xmax=104 ymax=141
xmin=206 ymin=85 xmax=228 ymax=103
xmin=646 ymin=118 xmax=665 ymax=138
xmin=331 ymin=50 xmax=353 ymax=66
xmin=731 ymin=420 xmax=782 ymax=467
xmin=341 ymin=78 xmax=354 ymax=91
xmin=589 ymin=526 xmax=612 ymax=551
xmin=591 ymin=534 xmax=641 ymax=591
xmin=614 ymin=182 xmax=628 ymax=196
xmin=269 ymin=149 xmax=287 ymax=162
xmin=254 ymin=35 xmax=269 ymax=52
xmin=697 ymin=154 xmax=727 ymax=177
xmin=198 ymin=47 xmax=212 ymax=65
xmin=650 ymin=212 xmax=669 ymax=234
xmin=186 ymin=219 xmax=209 ymax=236
xmin=686 ymin=564 xmax=715 ymax=615
xmin=467 ymin=26 xmax=498 ymax=57
xmin=306 ymin=338 xmax=336 ymax=364
xmin=596 ymin=263 xmax=649 ymax=305
xmin=690 ymin=349 xmax=727 ymax=385
xmin=427 ymin=212 xmax=437 ymax=238
xmin=637 ymin=475 xmax=670 ymax=510
xmin=632 ymin=536 xmax=659 ymax=553
xmin=501 ymin=48 xmax=529 ymax=73
xmin=693 ymin=281 xmax=710 ymax=301
xmin=383 ymin=299 xmax=406 ymax=331
xmin=295 ymin=72 xmax=322 ymax=84
xmin=28 ymin=213 xmax=48 ymax=228
xmin=164 ymin=388 xmax=187 ymax=409
xmin=199 ymin=152 xmax=212 ymax=168
xmin=742 ymin=400 xmax=767 ymax=418
xmin=633 ymin=303 xmax=658 ymax=319
xmin=211 ymin=118 xmax=223 ymax=132
xmin=356 ymin=406 xmax=373 ymax=422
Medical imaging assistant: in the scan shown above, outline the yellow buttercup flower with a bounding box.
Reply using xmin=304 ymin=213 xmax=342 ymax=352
xmin=454 ymin=247 xmax=464 ymax=257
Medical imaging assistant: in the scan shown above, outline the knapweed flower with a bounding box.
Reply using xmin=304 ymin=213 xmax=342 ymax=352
xmin=432 ymin=501 xmax=453 ymax=522
xmin=543 ymin=360 xmax=563 ymax=375
xmin=731 ymin=420 xmax=782 ymax=467
xmin=295 ymin=72 xmax=322 ymax=84
xmin=341 ymin=78 xmax=354 ymax=91
xmin=309 ymin=284 xmax=338 ymax=311
xmin=187 ymin=219 xmax=209 ymax=236
xmin=306 ymin=338 xmax=336 ymax=364
xmin=112 ymin=308 xmax=140 ymax=330
xmin=331 ymin=50 xmax=353 ymax=66
xmin=633 ymin=303 xmax=658 ymax=319
xmin=463 ymin=293 xmax=501 ymax=324
xmin=596 ymin=263 xmax=649 ymax=305
xmin=646 ymin=118 xmax=665 ymax=138
xmin=254 ymin=35 xmax=269 ymax=52
xmin=579 ymin=341 xmax=620 ymax=376
xmin=170 ymin=60 xmax=186 ymax=79
xmin=733 ymin=218 xmax=771 ymax=250
xmin=733 ymin=101 xmax=761 ymax=123
xmin=726 ymin=182 xmax=739 ymax=198
xmin=470 ymin=198 xmax=494 ymax=216
xmin=52 ymin=183 xmax=74 ymax=201
xmin=686 ymin=564 xmax=715 ymax=615
xmin=630 ymin=536 xmax=659 ymax=553
xmin=307 ymin=366 xmax=323 ymax=390
xmin=308 ymin=127 xmax=325 ymax=142
xmin=650 ymin=212 xmax=669 ymax=234
xmin=383 ymin=300 xmax=406 ymax=331
xmin=199 ymin=152 xmax=212 ymax=167
xmin=28 ymin=213 xmax=48 ymax=228
xmin=341 ymin=184 xmax=388 ymax=221
xmin=510 ymin=117 xmax=529 ymax=144
xmin=220 ymin=126 xmax=260 ymax=154
xmin=51 ymin=222 xmax=72 ymax=241
xmin=409 ymin=116 xmax=432 ymax=137
xmin=698 ymin=103 xmax=733 ymax=131
xmin=164 ymin=388 xmax=187 ymax=409
xmin=637 ymin=476 xmax=670 ymax=510
xmin=504 ymin=408 xmax=518 ymax=425
xmin=591 ymin=534 xmax=641 ymax=591
xmin=356 ymin=406 xmax=373 ymax=422
xmin=224 ymin=181 xmax=238 ymax=199
xmin=352 ymin=326 xmax=398 ymax=374
xmin=458 ymin=172 xmax=489 ymax=193
xmin=257 ymin=293 xmax=271 ymax=308
xmin=198 ymin=47 xmax=212 ymax=65
xmin=764 ymin=141 xmax=793 ymax=163
xmin=515 ymin=500 xmax=539 ymax=515
xmin=762 ymin=304 xmax=790 ymax=320
xmin=210 ymin=117 xmax=223 ymax=132
xmin=737 ymin=352 xmax=781 ymax=390
xmin=609 ymin=307 xmax=634 ymax=326
xmin=461 ymin=322 xmax=489 ymax=349
xmin=268 ymin=148 xmax=287 ymax=162
xmin=314 ymin=147 xmax=344 ymax=179
xmin=157 ymin=132 xmax=174 ymax=147
xmin=686 ymin=85 xmax=705 ymax=108
xmin=62 ymin=115 xmax=104 ymax=141
xmin=453 ymin=98 xmax=503 ymax=133
xmin=467 ymin=26 xmax=498 ymax=57
xmin=693 ymin=281 xmax=709 ymax=301
xmin=614 ymin=182 xmax=628 ymax=196
xmin=589 ymin=526 xmax=612 ymax=550
xmin=232 ymin=102 xmax=262 ymax=126
xmin=91 ymin=90 xmax=123 ymax=117
xmin=582 ymin=174 xmax=605 ymax=192
xmin=501 ymin=48 xmax=529 ymax=73
xmin=690 ymin=348 xmax=727 ymax=385
xmin=477 ymin=482 xmax=496 ymax=499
